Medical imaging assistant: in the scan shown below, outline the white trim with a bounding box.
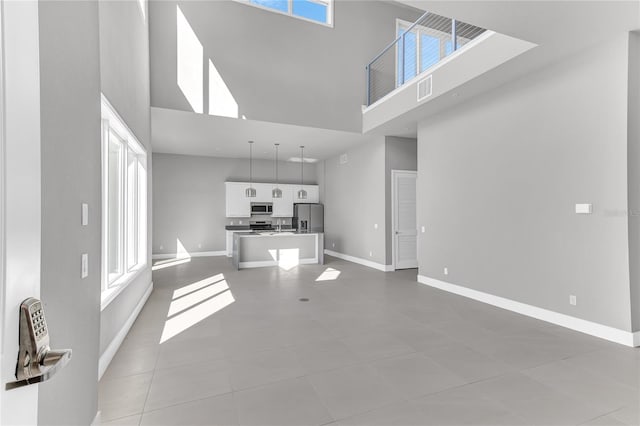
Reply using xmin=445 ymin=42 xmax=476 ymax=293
xmin=324 ymin=249 xmax=393 ymax=272
xmin=152 ymin=250 xmax=226 ymax=260
xmin=391 ymin=170 xmax=417 ymax=271
xmin=239 ymin=258 xmax=318 ymax=269
xmin=101 ymin=94 xmax=148 ymax=293
xmin=100 ymin=266 xmax=146 ymax=311
xmin=417 ymin=275 xmax=639 ymax=347
xmin=91 ymin=411 xmax=100 ymax=426
xmin=98 ymin=281 xmax=153 ymax=380
xmin=232 ymin=0 xmax=334 ymax=28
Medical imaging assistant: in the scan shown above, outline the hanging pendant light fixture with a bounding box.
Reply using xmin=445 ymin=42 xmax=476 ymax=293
xmin=246 ymin=141 xmax=256 ymax=198
xmin=297 ymin=145 xmax=307 ymax=200
xmin=272 ymin=143 xmax=283 ymax=198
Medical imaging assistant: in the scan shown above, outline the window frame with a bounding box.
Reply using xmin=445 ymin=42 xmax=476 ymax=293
xmin=233 ymin=0 xmax=334 ymax=27
xmin=101 ymin=94 xmax=148 ymax=310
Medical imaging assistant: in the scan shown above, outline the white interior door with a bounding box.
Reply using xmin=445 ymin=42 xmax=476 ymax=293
xmin=1 ymin=1 xmax=42 ymax=424
xmin=393 ymin=170 xmax=418 ymax=270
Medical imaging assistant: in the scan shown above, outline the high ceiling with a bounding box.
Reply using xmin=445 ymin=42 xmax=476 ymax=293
xmin=150 ymin=0 xmax=640 ymax=160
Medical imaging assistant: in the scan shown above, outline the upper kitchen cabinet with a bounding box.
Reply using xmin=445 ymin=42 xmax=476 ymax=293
xmin=293 ymin=185 xmax=320 ymax=203
xmin=253 ymin=183 xmax=273 ymax=203
xmin=272 ymin=185 xmax=294 ymax=217
xmin=226 ymin=182 xmax=320 ymax=217
xmin=225 ymin=182 xmax=251 ymax=217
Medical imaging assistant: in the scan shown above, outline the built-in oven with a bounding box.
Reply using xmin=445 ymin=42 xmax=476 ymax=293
xmin=250 ymin=203 xmax=273 ymax=215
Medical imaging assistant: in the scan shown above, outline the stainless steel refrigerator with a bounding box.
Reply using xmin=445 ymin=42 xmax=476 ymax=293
xmin=293 ymin=203 xmax=324 ymax=232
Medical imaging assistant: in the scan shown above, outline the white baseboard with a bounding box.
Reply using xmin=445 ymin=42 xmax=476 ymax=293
xmin=98 ymin=281 xmax=153 ymax=380
xmin=324 ymin=249 xmax=393 ymax=272
xmin=239 ymin=258 xmax=318 ymax=269
xmin=417 ymin=275 xmax=638 ymax=347
xmin=152 ymin=250 xmax=226 ymax=260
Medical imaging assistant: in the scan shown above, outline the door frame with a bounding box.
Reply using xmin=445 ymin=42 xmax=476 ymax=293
xmin=0 ymin=0 xmax=42 ymax=423
xmin=391 ymin=169 xmax=418 ymax=270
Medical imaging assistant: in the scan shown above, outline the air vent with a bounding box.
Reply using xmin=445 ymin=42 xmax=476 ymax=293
xmin=417 ymin=75 xmax=433 ymax=102
xmin=339 ymin=154 xmax=348 ymax=164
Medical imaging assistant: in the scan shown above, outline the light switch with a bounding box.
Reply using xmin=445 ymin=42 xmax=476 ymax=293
xmin=575 ymin=203 xmax=592 ymax=214
xmin=374 ymin=223 xmax=378 ymax=230
xmin=81 ymin=203 xmax=89 ymax=226
xmin=421 ymin=226 xmax=425 ymax=233
xmin=81 ymin=253 xmax=88 ymax=278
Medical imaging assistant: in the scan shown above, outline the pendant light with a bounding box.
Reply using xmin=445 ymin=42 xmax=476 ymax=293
xmin=272 ymin=143 xmax=283 ymax=198
xmin=246 ymin=141 xmax=256 ymax=198
xmin=297 ymin=145 xmax=307 ymax=200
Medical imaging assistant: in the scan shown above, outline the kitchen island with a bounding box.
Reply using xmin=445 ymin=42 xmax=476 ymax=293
xmin=232 ymin=231 xmax=324 ymax=270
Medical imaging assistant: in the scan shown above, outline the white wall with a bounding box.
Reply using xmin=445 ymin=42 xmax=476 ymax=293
xmin=385 ymin=137 xmax=417 ymax=264
xmin=627 ymin=31 xmax=640 ymax=332
xmin=97 ymin=0 xmax=153 ymax=368
xmin=323 ymin=138 xmax=388 ymax=264
xmin=153 ymin=153 xmax=318 ymax=256
xmin=37 ymin=1 xmax=102 ymax=424
xmin=416 ymin=34 xmax=633 ymax=332
xmin=148 ymin=0 xmax=421 ymax=132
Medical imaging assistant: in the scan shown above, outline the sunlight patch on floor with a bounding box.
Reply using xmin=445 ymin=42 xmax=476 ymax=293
xmin=315 ymin=267 xmax=341 ymax=282
xmin=160 ymin=273 xmax=234 ymax=343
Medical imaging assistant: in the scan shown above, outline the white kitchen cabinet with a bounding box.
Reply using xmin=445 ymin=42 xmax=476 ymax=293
xmin=253 ymin=183 xmax=272 ymax=202
xmin=226 ymin=230 xmax=234 ymax=257
xmin=272 ymin=185 xmax=294 ymax=217
xmin=226 ymin=182 xmax=319 ymax=217
xmin=293 ymin=184 xmax=320 ymax=203
xmin=225 ymin=182 xmax=251 ymax=217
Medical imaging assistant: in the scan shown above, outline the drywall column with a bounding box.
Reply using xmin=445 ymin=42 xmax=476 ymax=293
xmin=38 ymin=1 xmax=102 ymax=424
xmin=323 ymin=138 xmax=387 ymax=265
xmin=628 ymin=30 xmax=640 ymax=333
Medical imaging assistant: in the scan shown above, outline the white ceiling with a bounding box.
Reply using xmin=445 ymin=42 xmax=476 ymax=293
xmin=151 ymin=107 xmax=374 ymax=161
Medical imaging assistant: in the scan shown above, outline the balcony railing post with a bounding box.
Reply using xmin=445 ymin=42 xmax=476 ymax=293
xmin=452 ymin=18 xmax=457 ymax=51
xmin=365 ymin=64 xmax=371 ymax=106
xmin=401 ymin=32 xmax=405 ymax=85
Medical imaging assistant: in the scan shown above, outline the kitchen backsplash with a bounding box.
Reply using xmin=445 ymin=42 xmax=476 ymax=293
xmin=226 ymin=216 xmax=292 ymax=226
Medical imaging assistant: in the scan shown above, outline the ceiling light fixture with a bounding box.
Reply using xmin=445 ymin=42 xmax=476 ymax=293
xmin=246 ymin=141 xmax=256 ymax=198
xmin=272 ymin=143 xmax=282 ymax=199
xmin=298 ymin=145 xmax=307 ymax=200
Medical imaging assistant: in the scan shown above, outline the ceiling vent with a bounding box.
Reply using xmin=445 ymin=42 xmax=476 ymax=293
xmin=339 ymin=153 xmax=348 ymax=164
xmin=417 ymin=75 xmax=433 ymax=102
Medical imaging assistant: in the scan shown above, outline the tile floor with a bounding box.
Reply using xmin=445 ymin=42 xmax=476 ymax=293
xmin=99 ymin=256 xmax=640 ymax=425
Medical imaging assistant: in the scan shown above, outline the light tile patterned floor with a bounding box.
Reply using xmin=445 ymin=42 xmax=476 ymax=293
xmin=99 ymin=256 xmax=640 ymax=425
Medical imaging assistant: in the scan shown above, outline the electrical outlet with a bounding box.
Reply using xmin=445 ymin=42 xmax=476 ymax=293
xmin=332 ymin=242 xmax=335 ymax=248
xmin=81 ymin=253 xmax=88 ymax=278
xmin=230 ymin=221 xmax=234 ymax=225
xmin=444 ymin=267 xmax=448 ymax=275
xmin=569 ymin=295 xmax=577 ymax=306
xmin=374 ymin=223 xmax=378 ymax=230
xmin=159 ymin=245 xmax=164 ymax=250
xmin=369 ymin=251 xmax=373 ymax=257
xmin=198 ymin=243 xmax=202 ymax=249
xmin=421 ymin=226 xmax=425 ymax=233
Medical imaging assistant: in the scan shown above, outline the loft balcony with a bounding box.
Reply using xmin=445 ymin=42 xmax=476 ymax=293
xmin=362 ymin=11 xmax=537 ymax=134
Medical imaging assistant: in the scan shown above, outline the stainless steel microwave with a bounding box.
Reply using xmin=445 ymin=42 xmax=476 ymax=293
xmin=250 ymin=203 xmax=273 ymax=215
